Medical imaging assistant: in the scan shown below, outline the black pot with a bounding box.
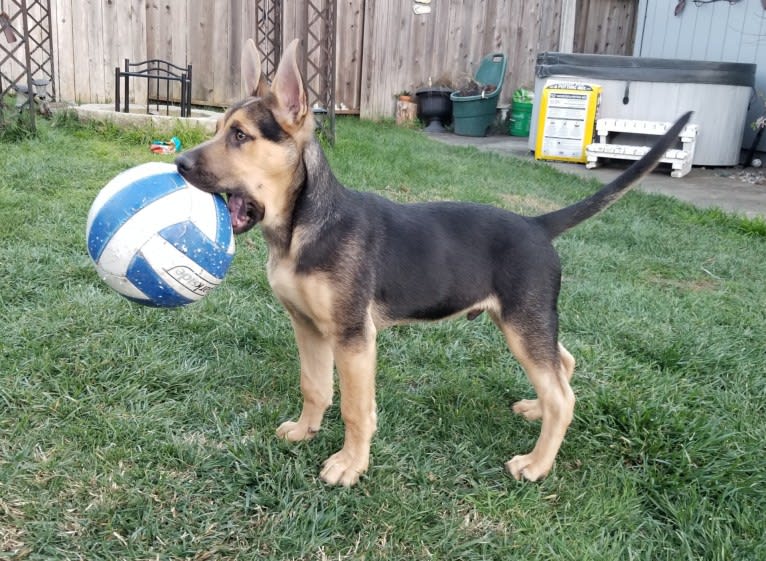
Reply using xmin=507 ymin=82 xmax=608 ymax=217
xmin=415 ymin=86 xmax=453 ymax=132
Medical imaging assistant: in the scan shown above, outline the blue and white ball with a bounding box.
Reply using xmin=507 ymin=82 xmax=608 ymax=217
xmin=86 ymin=162 xmax=235 ymax=307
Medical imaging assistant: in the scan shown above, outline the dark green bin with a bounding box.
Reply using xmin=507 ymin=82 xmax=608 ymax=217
xmin=450 ymin=53 xmax=507 ymax=137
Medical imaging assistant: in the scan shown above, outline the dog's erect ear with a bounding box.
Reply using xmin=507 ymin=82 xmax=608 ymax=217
xmin=271 ymin=38 xmax=309 ymax=131
xmin=241 ymin=38 xmax=269 ymax=98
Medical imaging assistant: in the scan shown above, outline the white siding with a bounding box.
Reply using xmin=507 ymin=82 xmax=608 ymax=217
xmin=636 ymin=0 xmax=766 ymax=152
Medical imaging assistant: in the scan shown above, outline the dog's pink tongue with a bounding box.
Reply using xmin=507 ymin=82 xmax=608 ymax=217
xmin=227 ymin=195 xmax=249 ymax=231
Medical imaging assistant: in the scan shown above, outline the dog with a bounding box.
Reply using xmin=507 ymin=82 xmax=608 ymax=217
xmin=176 ymin=38 xmax=693 ymax=487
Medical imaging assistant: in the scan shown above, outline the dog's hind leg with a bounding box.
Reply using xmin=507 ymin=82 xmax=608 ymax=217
xmin=493 ymin=316 xmax=575 ymax=481
xmin=320 ymin=318 xmax=378 ymax=487
xmin=277 ymin=316 xmax=334 ymax=442
xmin=512 ymin=343 xmax=575 ymax=421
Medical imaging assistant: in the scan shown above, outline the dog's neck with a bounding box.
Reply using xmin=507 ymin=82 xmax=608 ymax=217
xmin=261 ymin=137 xmax=344 ymax=257
xmin=301 ymin=138 xmax=343 ymax=205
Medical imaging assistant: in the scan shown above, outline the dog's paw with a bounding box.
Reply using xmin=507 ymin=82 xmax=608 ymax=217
xmin=505 ymin=454 xmax=552 ymax=482
xmin=320 ymin=449 xmax=369 ymax=487
xmin=512 ymin=399 xmax=542 ymax=421
xmin=276 ymin=420 xmax=317 ymax=442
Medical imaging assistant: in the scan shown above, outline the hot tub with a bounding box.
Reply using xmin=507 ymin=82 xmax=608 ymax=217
xmin=529 ymin=52 xmax=756 ymax=166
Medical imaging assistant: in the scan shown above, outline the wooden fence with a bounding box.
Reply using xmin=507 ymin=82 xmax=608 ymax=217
xmin=36 ymin=0 xmax=636 ymax=118
xmin=52 ymin=0 xmax=147 ymax=105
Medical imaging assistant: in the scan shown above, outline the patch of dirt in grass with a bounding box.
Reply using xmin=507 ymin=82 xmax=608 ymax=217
xmin=646 ymin=275 xmax=718 ymax=292
xmin=457 ymin=501 xmax=510 ymax=538
xmin=499 ymin=193 xmax=560 ymax=214
xmin=0 ymin=499 xmax=27 ymax=556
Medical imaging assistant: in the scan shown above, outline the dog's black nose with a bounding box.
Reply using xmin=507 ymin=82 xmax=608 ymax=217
xmin=175 ymin=153 xmax=194 ymax=174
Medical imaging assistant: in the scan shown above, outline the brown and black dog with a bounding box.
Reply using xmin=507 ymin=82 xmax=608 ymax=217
xmin=176 ymin=38 xmax=692 ymax=487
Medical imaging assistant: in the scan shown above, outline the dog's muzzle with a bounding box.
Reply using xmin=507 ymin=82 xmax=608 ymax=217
xmin=175 ymin=154 xmax=264 ymax=234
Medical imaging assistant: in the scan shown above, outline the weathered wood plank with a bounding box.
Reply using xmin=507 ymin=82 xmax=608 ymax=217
xmin=575 ymin=0 xmax=635 ymax=55
xmin=101 ymin=0 xmax=147 ymax=104
xmin=210 ymin=1 xmax=230 ymax=104
xmin=559 ymin=0 xmax=576 ymax=53
xmin=51 ymin=0 xmax=75 ymax=101
xmin=335 ymin=0 xmax=364 ymax=110
xmin=69 ymin=0 xmax=93 ymax=102
xmin=187 ymin=0 xmax=213 ymax=103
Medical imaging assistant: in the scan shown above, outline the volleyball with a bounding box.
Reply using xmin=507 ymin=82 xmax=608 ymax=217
xmin=86 ymin=162 xmax=235 ymax=307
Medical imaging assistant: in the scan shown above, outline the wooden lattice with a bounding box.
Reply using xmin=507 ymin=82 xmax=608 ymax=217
xmin=0 ymin=0 xmax=55 ymax=130
xmin=256 ymin=0 xmax=282 ymax=81
xmin=304 ymin=0 xmax=336 ymax=144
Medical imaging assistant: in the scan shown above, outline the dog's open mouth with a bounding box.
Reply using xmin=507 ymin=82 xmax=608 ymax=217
xmin=227 ymin=193 xmax=264 ymax=234
xmin=175 ymin=156 xmax=266 ymax=235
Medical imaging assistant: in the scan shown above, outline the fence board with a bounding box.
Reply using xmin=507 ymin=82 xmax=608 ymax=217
xmin=210 ymin=1 xmax=230 ymax=103
xmin=102 ymin=0 xmax=147 ymax=104
xmin=187 ymin=1 xmax=213 ymax=103
xmin=50 ymin=0 xmax=146 ymax=104
xmin=50 ymin=0 xmax=72 ymax=101
xmin=70 ymin=0 xmax=91 ymax=101
xmin=335 ymin=0 xmax=363 ymax=110
xmin=227 ymin=0 xmax=243 ymax=99
xmin=574 ymin=0 xmax=636 ymax=55
xmin=146 ymin=0 xmax=189 ymax=104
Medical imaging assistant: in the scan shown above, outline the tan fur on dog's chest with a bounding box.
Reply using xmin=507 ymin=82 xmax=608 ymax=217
xmin=267 ymin=257 xmax=335 ymax=334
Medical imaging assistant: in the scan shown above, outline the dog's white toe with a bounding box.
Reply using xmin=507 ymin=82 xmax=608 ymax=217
xmin=506 ymin=453 xmax=552 ymax=482
xmin=320 ymin=450 xmax=368 ymax=487
xmin=276 ymin=420 xmax=317 ymax=442
xmin=512 ymin=399 xmax=543 ymax=421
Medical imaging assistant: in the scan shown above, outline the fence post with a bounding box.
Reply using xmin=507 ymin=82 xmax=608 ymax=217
xmin=114 ymin=67 xmax=120 ymax=112
xmin=180 ymin=73 xmax=187 ymax=117
xmin=186 ymin=65 xmax=193 ymax=116
xmin=123 ymin=59 xmax=130 ymax=112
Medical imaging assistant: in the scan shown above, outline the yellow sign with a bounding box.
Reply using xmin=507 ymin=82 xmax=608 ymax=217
xmin=535 ymin=82 xmax=602 ymax=163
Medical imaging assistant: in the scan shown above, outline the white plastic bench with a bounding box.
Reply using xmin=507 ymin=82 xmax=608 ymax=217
xmin=586 ymin=118 xmax=699 ymax=178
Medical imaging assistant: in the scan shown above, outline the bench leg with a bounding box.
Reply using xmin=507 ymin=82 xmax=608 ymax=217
xmin=670 ymin=157 xmax=692 ymax=178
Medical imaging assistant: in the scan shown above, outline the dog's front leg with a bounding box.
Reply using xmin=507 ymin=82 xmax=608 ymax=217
xmin=320 ymin=327 xmax=377 ymax=487
xmin=277 ymin=317 xmax=334 ymax=441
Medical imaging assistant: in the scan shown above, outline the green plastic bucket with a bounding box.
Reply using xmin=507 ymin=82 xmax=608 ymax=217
xmin=450 ymin=52 xmax=507 ymax=137
xmin=509 ymin=100 xmax=533 ymax=136
xmin=451 ymin=96 xmax=499 ymax=137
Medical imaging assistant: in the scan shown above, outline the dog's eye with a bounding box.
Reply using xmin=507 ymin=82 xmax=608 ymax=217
xmin=229 ymin=127 xmax=250 ymax=144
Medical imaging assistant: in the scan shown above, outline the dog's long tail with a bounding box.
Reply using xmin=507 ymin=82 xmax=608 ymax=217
xmin=534 ymin=111 xmax=693 ymax=239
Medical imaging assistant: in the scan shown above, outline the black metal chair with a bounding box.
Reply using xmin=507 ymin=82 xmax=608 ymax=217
xmin=115 ymin=59 xmax=192 ymax=117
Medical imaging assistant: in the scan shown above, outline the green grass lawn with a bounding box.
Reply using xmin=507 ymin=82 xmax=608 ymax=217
xmin=1 ymin=114 xmax=764 ymax=560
